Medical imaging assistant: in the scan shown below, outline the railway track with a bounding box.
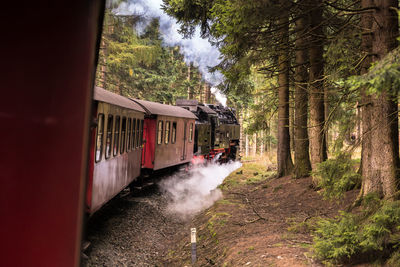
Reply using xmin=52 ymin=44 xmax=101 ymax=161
xmin=82 ymin=160 xmax=241 ymax=266
xmin=83 ymin=181 xmax=188 ymax=266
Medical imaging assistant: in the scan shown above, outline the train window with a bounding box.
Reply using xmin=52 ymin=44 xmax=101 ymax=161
xmin=189 ymin=123 xmax=194 ymax=142
xmin=120 ymin=117 xmax=126 ymax=154
xmin=140 ymin=119 xmax=144 ymax=146
xmin=127 ymin=118 xmax=131 ymax=151
xmin=165 ymin=121 xmax=170 ymax=144
xmin=136 ymin=119 xmax=140 ymax=148
xmin=113 ymin=116 xmax=120 ymax=156
xmin=95 ymin=114 xmax=104 ymax=163
xmin=171 ymin=122 xmax=177 ymax=144
xmin=105 ymin=115 xmax=113 ymax=159
xmin=132 ymin=118 xmax=136 ymax=149
xmin=157 ymin=121 xmax=163 ymax=145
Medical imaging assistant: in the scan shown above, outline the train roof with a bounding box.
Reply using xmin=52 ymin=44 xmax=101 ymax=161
xmin=198 ymin=105 xmax=217 ymax=114
xmin=93 ymin=87 xmax=145 ymax=113
xmin=175 ymin=99 xmax=217 ymax=115
xmin=132 ymin=99 xmax=198 ymax=119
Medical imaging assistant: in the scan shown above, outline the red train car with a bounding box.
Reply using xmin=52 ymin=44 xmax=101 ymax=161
xmin=132 ymin=99 xmax=198 ymax=171
xmin=1 ymin=1 xmax=105 ymax=266
xmin=87 ymin=87 xmax=145 ymax=214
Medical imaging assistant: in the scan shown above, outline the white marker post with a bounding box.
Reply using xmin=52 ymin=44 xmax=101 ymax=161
xmin=191 ymin=228 xmax=197 ymax=264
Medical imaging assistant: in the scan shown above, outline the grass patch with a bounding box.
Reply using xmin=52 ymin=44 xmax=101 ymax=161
xmin=216 ymin=199 xmax=240 ymax=206
xmin=288 ymin=218 xmax=319 ymax=234
xmin=220 ymin=162 xmax=275 ymax=191
xmin=273 ymin=184 xmax=283 ymax=192
xmin=272 ymin=242 xmax=284 ymax=247
xmin=205 ymin=211 xmax=232 ymax=240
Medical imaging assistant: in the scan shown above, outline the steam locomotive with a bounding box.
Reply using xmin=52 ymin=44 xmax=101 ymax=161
xmin=87 ymin=87 xmax=240 ymax=214
xmin=176 ymin=99 xmax=240 ymax=162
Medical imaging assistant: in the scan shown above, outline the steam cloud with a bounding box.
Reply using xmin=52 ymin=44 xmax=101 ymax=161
xmin=159 ymin=161 xmax=242 ymax=219
xmin=113 ymin=0 xmax=227 ymax=105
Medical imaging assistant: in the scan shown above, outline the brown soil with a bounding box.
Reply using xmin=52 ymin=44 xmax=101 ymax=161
xmin=84 ymin=161 xmax=360 ymax=266
xmin=164 ymin=163 xmax=359 ymax=266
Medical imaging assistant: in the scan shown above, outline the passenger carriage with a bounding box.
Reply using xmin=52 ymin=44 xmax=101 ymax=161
xmin=131 ymin=99 xmax=198 ymax=172
xmin=87 ymin=87 xmax=146 ymax=214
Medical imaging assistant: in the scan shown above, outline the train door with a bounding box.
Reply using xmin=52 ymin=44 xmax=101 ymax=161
xmin=182 ymin=121 xmax=187 ymax=160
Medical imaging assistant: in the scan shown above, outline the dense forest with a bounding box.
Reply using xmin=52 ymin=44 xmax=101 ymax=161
xmin=99 ymin=0 xmax=400 ymax=265
xmin=95 ymin=10 xmax=216 ymax=104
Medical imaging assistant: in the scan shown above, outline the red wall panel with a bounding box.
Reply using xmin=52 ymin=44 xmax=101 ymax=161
xmin=0 ymin=1 xmax=104 ymax=266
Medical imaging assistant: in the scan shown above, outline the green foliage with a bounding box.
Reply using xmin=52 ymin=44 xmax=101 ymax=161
xmin=361 ymin=201 xmax=400 ymax=252
xmin=313 ymin=212 xmax=361 ymax=264
xmin=313 ymin=200 xmax=400 ymax=265
xmin=347 ymin=47 xmax=400 ymax=97
xmin=96 ymin=12 xmax=205 ymax=104
xmin=312 ymin=153 xmax=361 ymax=199
xmin=387 ymin=251 xmax=400 ymax=266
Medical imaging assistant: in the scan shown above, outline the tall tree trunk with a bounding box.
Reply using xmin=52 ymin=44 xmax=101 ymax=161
xmin=294 ymin=11 xmax=312 ymax=178
xmin=239 ymin=109 xmax=244 ymax=155
xmin=260 ymin=130 xmax=264 ymax=156
xmin=198 ymin=72 xmax=202 ymax=102
xmin=361 ymin=0 xmax=399 ymax=199
xmin=245 ymin=133 xmax=249 ymax=157
xmin=253 ymin=133 xmax=257 ymax=156
xmin=290 ymin=90 xmax=295 ymax=152
xmin=277 ymin=7 xmax=294 ymax=177
xmin=187 ymin=63 xmax=193 ymax=99
xmin=359 ymin=0 xmax=373 ymax=194
xmin=324 ymin=85 xmax=330 ymax=151
xmin=308 ymin=0 xmax=327 ymax=171
xmin=204 ymin=84 xmax=211 ymax=103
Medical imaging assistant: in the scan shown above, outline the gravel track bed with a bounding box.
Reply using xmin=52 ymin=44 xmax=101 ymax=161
xmin=83 ymin=185 xmax=189 ymax=266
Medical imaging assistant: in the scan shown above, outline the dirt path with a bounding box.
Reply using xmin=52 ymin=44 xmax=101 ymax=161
xmin=83 ymin=161 xmax=358 ymax=266
xmin=164 ymin=162 xmax=358 ymax=266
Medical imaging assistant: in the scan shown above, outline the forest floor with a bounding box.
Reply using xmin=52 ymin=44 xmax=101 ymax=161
xmin=164 ymin=159 xmax=360 ymax=266
xmin=84 ymin=157 xmax=361 ymax=266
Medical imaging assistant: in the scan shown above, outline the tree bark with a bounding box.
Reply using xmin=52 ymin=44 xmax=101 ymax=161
xmin=260 ymin=130 xmax=264 ymax=156
xmin=239 ymin=109 xmax=244 ymax=155
xmin=308 ymin=0 xmax=327 ymax=171
xmin=277 ymin=7 xmax=294 ymax=177
xmin=290 ymin=90 xmax=295 ymax=152
xmin=252 ymin=133 xmax=257 ymax=156
xmin=294 ymin=10 xmax=312 ymax=178
xmin=245 ymin=133 xmax=249 ymax=157
xmin=361 ymin=0 xmax=399 ymax=199
xmin=187 ymin=63 xmax=193 ymax=99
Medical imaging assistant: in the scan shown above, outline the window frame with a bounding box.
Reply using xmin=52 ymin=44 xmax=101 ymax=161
xmin=105 ymin=114 xmax=113 ymax=159
xmin=171 ymin=122 xmax=177 ymax=144
xmin=95 ymin=113 xmax=105 ymax=163
xmin=189 ymin=122 xmax=194 ymax=142
xmin=126 ymin=118 xmax=131 ymax=152
xmin=132 ymin=118 xmax=136 ymax=149
xmin=157 ymin=120 xmax=164 ymax=145
xmin=113 ymin=116 xmax=120 ymax=156
xmin=165 ymin=121 xmax=170 ymax=144
xmin=120 ymin=117 xmax=126 ymax=154
xmin=135 ymin=119 xmax=140 ymax=148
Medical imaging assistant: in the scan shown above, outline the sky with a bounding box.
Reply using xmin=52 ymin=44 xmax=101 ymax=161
xmin=113 ymin=0 xmax=227 ymax=105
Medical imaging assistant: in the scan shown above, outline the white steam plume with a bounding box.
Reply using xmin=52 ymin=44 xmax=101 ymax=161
xmin=159 ymin=161 xmax=242 ymax=219
xmin=113 ymin=0 xmax=227 ymax=105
